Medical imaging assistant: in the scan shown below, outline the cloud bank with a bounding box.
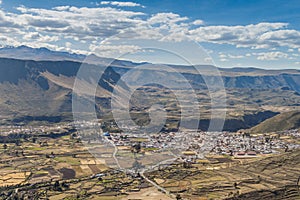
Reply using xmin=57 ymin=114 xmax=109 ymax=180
xmin=0 ymin=2 xmax=299 ymax=63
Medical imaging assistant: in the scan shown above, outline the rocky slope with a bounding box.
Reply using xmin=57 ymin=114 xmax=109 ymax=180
xmin=250 ymin=111 xmax=300 ymax=133
xmin=0 ymin=57 xmax=124 ymax=124
xmin=0 ymin=46 xmax=300 ymax=130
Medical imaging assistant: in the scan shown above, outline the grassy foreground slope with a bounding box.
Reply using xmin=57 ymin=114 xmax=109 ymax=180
xmin=250 ymin=110 xmax=300 ymax=133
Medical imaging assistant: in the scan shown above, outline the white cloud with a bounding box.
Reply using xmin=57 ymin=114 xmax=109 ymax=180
xmin=228 ymin=54 xmax=244 ymax=59
xmin=187 ymin=22 xmax=295 ymax=50
xmin=23 ymin=32 xmax=41 ymax=40
xmin=219 ymin=53 xmax=227 ymax=58
xmin=204 ymin=57 xmax=212 ymax=62
xmin=99 ymin=1 xmax=145 ymax=8
xmin=255 ymin=51 xmax=288 ymax=61
xmin=89 ymin=43 xmax=141 ymax=57
xmin=192 ymin=19 xmax=204 ymax=26
xmin=0 ymin=35 xmax=21 ymax=46
xmin=0 ymin=4 xmax=300 ymax=61
xmin=148 ymin=13 xmax=188 ymax=25
xmin=13 ymin=6 xmax=146 ymax=41
xmin=65 ymin=42 xmax=72 ymax=48
xmin=218 ymin=53 xmax=244 ymax=60
xmin=53 ymin=6 xmax=71 ymax=11
xmin=220 ymin=58 xmax=228 ymax=62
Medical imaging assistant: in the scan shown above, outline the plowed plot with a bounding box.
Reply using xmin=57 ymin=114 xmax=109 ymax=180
xmin=58 ymin=168 xmax=75 ymax=179
xmin=42 ymin=167 xmax=59 ymax=176
xmin=0 ymin=172 xmax=27 ymax=186
xmin=88 ymin=164 xmax=100 ymax=174
xmin=215 ymin=157 xmax=233 ymax=163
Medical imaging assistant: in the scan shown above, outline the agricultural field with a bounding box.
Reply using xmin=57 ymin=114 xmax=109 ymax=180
xmin=0 ymin=125 xmax=300 ymax=199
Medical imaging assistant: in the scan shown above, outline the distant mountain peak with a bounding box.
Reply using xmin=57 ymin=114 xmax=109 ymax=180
xmin=16 ymin=45 xmax=33 ymax=49
xmin=0 ymin=45 xmax=86 ymax=62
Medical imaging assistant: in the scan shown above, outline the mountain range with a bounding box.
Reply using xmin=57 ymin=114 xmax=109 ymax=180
xmin=0 ymin=46 xmax=299 ymax=132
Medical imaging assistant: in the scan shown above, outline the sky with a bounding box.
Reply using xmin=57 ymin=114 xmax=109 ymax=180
xmin=0 ymin=0 xmax=300 ymax=69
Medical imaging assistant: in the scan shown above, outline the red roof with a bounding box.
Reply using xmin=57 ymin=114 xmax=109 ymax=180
xmin=247 ymin=151 xmax=257 ymax=155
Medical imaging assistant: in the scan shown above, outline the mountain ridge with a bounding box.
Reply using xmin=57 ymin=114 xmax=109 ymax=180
xmin=0 ymin=47 xmax=299 ymax=131
xmin=1 ymin=45 xmax=300 ymax=73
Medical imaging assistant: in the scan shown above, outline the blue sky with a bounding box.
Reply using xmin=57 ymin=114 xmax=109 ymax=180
xmin=0 ymin=0 xmax=300 ymax=69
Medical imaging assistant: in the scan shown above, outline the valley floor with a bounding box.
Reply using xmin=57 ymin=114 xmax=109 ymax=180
xmin=0 ymin=125 xmax=299 ymax=199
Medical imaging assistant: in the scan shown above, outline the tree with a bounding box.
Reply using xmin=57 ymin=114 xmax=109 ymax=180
xmin=132 ymin=160 xmax=142 ymax=170
xmin=53 ymin=180 xmax=61 ymax=191
xmin=15 ymin=140 xmax=20 ymax=146
xmin=285 ymin=146 xmax=289 ymax=152
xmin=70 ymin=133 xmax=77 ymax=139
xmin=61 ymin=182 xmax=69 ymax=189
xmin=229 ymin=150 xmax=233 ymax=156
xmin=131 ymin=142 xmax=141 ymax=154
xmin=234 ymin=182 xmax=238 ymax=189
xmin=257 ymin=175 xmax=261 ymax=183
xmin=183 ymin=160 xmax=192 ymax=168
xmin=176 ymin=194 xmax=182 ymax=200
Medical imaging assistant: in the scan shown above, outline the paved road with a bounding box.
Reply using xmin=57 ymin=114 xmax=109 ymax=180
xmin=103 ymin=135 xmax=178 ymax=199
xmin=103 ymin=135 xmax=122 ymax=169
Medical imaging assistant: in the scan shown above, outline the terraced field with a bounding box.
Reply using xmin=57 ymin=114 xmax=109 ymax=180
xmin=0 ymin=127 xmax=299 ymax=199
xmin=146 ymin=150 xmax=300 ymax=199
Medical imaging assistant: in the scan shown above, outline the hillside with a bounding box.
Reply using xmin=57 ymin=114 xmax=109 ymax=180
xmin=2 ymin=46 xmax=300 ymax=92
xmin=0 ymin=47 xmax=300 ymax=131
xmin=147 ymin=149 xmax=300 ymax=199
xmin=250 ymin=111 xmax=300 ymax=133
xmin=0 ymin=57 xmax=125 ymax=124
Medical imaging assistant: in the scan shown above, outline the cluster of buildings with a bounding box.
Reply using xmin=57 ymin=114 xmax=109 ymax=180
xmin=208 ymin=132 xmax=282 ymax=156
xmin=0 ymin=124 xmax=69 ymax=136
xmin=2 ymin=120 xmax=300 ymax=161
xmin=104 ymin=129 xmax=300 ymax=159
xmin=105 ymin=131 xmax=202 ymax=152
xmin=278 ymin=129 xmax=300 ymax=138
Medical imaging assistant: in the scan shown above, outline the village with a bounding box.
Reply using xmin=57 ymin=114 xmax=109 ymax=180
xmin=0 ymin=121 xmax=300 ymax=199
xmin=1 ymin=120 xmax=300 ymax=162
xmin=101 ymin=128 xmax=300 ymax=161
